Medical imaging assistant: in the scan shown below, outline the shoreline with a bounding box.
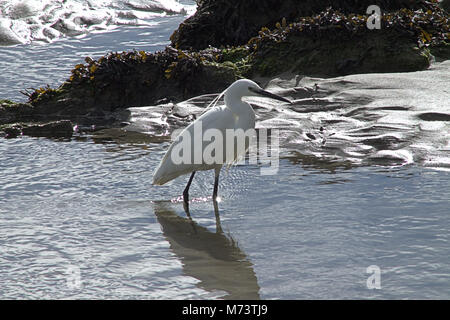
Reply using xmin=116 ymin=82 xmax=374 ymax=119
xmin=1 ymin=1 xmax=449 ymax=138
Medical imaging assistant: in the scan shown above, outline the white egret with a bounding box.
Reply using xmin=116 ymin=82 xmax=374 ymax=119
xmin=152 ymin=79 xmax=291 ymax=203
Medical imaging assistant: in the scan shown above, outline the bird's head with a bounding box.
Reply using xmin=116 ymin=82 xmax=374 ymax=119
xmin=225 ymin=79 xmax=292 ymax=104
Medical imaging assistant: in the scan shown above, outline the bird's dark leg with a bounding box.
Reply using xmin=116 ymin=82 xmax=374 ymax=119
xmin=183 ymin=171 xmax=196 ymax=204
xmin=213 ymin=199 xmax=223 ymax=234
xmin=213 ymin=167 xmax=220 ymax=201
xmin=213 ymin=176 xmax=219 ymax=201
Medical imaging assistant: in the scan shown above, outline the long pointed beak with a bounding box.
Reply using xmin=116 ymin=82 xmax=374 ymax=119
xmin=251 ymin=87 xmax=292 ymax=104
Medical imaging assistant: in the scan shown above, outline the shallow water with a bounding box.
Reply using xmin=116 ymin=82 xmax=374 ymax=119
xmin=1 ymin=1 xmax=450 ymax=300
xmin=1 ymin=135 xmax=449 ymax=299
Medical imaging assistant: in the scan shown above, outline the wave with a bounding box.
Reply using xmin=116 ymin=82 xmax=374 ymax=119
xmin=0 ymin=0 xmax=196 ymax=45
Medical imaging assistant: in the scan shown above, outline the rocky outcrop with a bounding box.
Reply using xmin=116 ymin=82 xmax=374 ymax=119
xmin=1 ymin=1 xmax=448 ymax=138
xmin=170 ymin=0 xmax=440 ymax=50
xmin=1 ymin=120 xmax=73 ymax=139
xmin=245 ymin=7 xmax=448 ymax=76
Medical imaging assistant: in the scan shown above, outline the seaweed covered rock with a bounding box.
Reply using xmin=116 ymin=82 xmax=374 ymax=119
xmin=1 ymin=120 xmax=73 ymax=139
xmin=244 ymin=7 xmax=449 ymax=76
xmin=0 ymin=100 xmax=35 ymax=124
xmin=1 ymin=1 xmax=448 ymax=136
xmin=20 ymin=48 xmax=238 ymax=125
xmin=171 ymin=0 xmax=439 ymax=50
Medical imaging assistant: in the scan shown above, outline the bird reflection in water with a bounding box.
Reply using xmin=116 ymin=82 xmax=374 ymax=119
xmin=153 ymin=201 xmax=260 ymax=299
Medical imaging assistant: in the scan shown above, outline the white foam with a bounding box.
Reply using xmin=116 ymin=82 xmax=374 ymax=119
xmin=369 ymin=149 xmax=414 ymax=165
xmin=0 ymin=0 xmax=195 ymax=45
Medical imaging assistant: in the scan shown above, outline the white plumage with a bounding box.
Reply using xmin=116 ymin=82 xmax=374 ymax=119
xmin=152 ymin=79 xmax=291 ymax=202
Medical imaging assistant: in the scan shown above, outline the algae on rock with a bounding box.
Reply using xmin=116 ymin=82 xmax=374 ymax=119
xmin=1 ymin=1 xmax=448 ymax=138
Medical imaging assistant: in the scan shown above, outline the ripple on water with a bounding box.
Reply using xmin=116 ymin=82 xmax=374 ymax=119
xmin=1 ymin=20 xmax=449 ymax=299
xmin=0 ymin=137 xmax=211 ymax=299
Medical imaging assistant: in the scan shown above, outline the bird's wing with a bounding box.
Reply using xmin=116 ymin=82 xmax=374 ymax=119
xmin=152 ymin=106 xmax=234 ymax=185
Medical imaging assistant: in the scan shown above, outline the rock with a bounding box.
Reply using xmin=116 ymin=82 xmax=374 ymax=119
xmin=430 ymin=42 xmax=450 ymax=62
xmin=3 ymin=125 xmax=22 ymax=139
xmin=1 ymin=120 xmax=74 ymax=139
xmin=21 ymin=120 xmax=73 ymax=138
xmin=171 ymin=0 xmax=439 ymax=50
xmin=0 ymin=2 xmax=447 ymax=132
xmin=0 ymin=101 xmax=35 ymax=124
xmin=0 ymin=49 xmax=240 ymax=132
xmin=244 ymin=7 xmax=448 ymax=76
xmin=25 ymin=49 xmax=238 ymax=125
xmin=441 ymin=0 xmax=450 ymax=11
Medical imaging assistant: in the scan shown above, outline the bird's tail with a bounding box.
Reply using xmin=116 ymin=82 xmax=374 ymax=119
xmin=152 ymin=159 xmax=188 ymax=186
xmin=152 ymin=165 xmax=170 ymax=185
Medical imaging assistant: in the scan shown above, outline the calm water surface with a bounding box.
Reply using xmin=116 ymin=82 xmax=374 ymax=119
xmin=1 ymin=135 xmax=449 ymax=299
xmin=0 ymin=1 xmax=449 ymax=299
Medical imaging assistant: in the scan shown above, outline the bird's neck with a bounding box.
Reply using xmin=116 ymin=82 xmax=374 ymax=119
xmin=224 ymin=93 xmax=252 ymax=116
